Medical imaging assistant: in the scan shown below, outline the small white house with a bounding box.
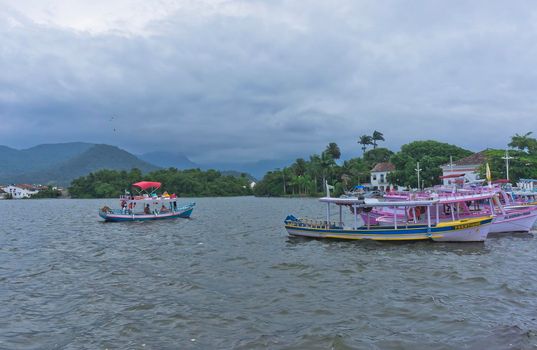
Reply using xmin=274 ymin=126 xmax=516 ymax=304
xmin=440 ymin=151 xmax=487 ymax=185
xmin=1 ymin=184 xmax=40 ymax=199
xmin=370 ymin=162 xmax=395 ymax=192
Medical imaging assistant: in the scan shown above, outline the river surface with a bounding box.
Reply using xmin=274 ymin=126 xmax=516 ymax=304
xmin=1 ymin=197 xmax=537 ymax=349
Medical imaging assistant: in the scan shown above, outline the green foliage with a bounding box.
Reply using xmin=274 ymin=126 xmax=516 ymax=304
xmin=254 ymin=143 xmax=369 ymax=197
xmin=30 ymin=187 xmax=62 ymax=199
xmin=363 ymin=148 xmax=393 ymax=168
xmin=255 ymin=133 xmax=537 ymax=196
xmin=508 ymin=132 xmax=537 ymax=154
xmin=358 ymin=135 xmax=373 ymax=154
xmin=479 ymin=149 xmax=537 ymax=182
xmin=388 ymin=141 xmax=472 ymax=188
xmin=325 ymin=142 xmax=341 ymax=160
xmin=372 ymin=130 xmax=385 ymax=149
xmin=69 ymin=168 xmax=253 ymax=198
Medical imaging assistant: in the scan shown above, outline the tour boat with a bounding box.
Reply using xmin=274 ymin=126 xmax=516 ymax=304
xmin=362 ymin=185 xmax=537 ymax=234
xmin=99 ymin=181 xmax=195 ymax=222
xmin=285 ymin=197 xmax=493 ymax=242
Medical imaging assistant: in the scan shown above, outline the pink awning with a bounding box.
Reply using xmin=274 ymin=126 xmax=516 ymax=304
xmin=132 ymin=181 xmax=161 ymax=191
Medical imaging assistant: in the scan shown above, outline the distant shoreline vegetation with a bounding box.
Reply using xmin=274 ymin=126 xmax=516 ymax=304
xmin=253 ymin=132 xmax=537 ymax=197
xmin=68 ymin=168 xmax=253 ymax=198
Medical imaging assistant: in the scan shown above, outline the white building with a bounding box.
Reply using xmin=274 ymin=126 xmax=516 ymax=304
xmin=370 ymin=162 xmax=395 ymax=192
xmin=1 ymin=184 xmax=40 ymax=199
xmin=439 ymin=151 xmax=487 ymax=186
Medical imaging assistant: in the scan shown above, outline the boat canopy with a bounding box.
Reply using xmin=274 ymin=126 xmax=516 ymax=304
xmin=132 ymin=181 xmax=162 ymax=191
xmin=319 ymin=197 xmax=439 ymax=207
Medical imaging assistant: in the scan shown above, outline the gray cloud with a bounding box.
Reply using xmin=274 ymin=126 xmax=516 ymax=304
xmin=1 ymin=0 xmax=537 ymax=163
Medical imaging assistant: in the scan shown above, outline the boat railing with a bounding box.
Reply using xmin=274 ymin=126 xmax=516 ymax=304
xmin=286 ymin=218 xmax=340 ymax=229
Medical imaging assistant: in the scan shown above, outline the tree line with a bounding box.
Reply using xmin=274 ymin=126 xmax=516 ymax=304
xmin=69 ymin=168 xmax=253 ymax=198
xmin=253 ymin=131 xmax=537 ymax=197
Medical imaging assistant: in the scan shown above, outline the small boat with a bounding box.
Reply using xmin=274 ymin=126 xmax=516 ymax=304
xmin=285 ymin=197 xmax=493 ymax=242
xmin=99 ymin=181 xmax=195 ymax=222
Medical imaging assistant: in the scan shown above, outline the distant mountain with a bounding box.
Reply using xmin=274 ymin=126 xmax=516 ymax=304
xmin=0 ymin=142 xmax=95 ymax=176
xmin=139 ymin=151 xmax=198 ymax=169
xmin=138 ymin=151 xmax=261 ymax=180
xmin=200 ymin=159 xmax=295 ymax=180
xmin=0 ymin=143 xmax=159 ymax=186
xmin=0 ymin=142 xmax=289 ymax=185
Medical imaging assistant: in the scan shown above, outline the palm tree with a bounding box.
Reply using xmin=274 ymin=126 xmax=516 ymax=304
xmin=320 ymin=151 xmax=335 ymax=187
xmin=372 ymin=130 xmax=385 ymax=149
xmin=292 ymin=158 xmax=307 ymax=176
xmin=509 ymin=132 xmax=534 ymax=151
xmin=308 ymin=154 xmax=322 ymax=193
xmin=358 ymin=135 xmax=373 ymax=154
xmin=325 ymin=142 xmax=341 ymax=160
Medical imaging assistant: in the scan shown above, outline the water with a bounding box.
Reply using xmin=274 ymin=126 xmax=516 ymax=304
xmin=1 ymin=197 xmax=537 ymax=349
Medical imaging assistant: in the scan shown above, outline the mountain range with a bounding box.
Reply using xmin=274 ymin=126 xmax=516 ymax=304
xmin=0 ymin=143 xmax=158 ymax=186
xmin=0 ymin=142 xmax=284 ymax=185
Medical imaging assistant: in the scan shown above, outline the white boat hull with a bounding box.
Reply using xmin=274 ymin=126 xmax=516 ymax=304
xmin=490 ymin=210 xmax=537 ymax=233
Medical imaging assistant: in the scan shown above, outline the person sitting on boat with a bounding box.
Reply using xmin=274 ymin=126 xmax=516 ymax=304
xmin=144 ymin=204 xmax=151 ymax=214
xmin=160 ymin=205 xmax=169 ymax=213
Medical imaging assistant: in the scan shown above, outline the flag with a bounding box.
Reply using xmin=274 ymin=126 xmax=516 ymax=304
xmin=486 ymin=163 xmax=492 ymax=183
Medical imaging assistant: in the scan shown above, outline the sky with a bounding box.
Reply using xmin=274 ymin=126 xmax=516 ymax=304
xmin=1 ymin=0 xmax=537 ymax=163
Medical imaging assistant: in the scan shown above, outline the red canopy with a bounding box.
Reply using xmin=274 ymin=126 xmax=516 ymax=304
xmin=439 ymin=174 xmax=465 ymax=179
xmin=132 ymin=181 xmax=161 ymax=191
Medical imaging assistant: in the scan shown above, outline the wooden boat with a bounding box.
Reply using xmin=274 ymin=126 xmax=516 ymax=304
xmin=285 ymin=197 xmax=493 ymax=242
xmin=98 ymin=181 xmax=195 ymax=222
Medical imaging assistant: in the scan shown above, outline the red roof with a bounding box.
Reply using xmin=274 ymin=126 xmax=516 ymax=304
xmin=492 ymin=179 xmax=510 ymax=184
xmin=15 ymin=184 xmax=37 ymax=190
xmin=371 ymin=162 xmax=395 ymax=172
xmin=132 ymin=181 xmax=161 ymax=191
xmin=445 ymin=151 xmax=487 ymax=167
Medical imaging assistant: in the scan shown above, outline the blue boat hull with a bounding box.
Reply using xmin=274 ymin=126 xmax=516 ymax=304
xmin=99 ymin=204 xmax=195 ymax=222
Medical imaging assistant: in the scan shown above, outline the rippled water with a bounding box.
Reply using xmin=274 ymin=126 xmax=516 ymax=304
xmin=1 ymin=197 xmax=537 ymax=349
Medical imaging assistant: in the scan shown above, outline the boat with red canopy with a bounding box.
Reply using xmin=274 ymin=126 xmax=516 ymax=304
xmin=98 ymin=181 xmax=195 ymax=222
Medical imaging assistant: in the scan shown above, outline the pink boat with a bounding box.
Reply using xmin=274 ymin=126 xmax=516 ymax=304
xmin=359 ymin=185 xmax=537 ymax=234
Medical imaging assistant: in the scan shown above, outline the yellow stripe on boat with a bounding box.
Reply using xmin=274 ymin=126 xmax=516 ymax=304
xmin=434 ymin=216 xmax=493 ymax=230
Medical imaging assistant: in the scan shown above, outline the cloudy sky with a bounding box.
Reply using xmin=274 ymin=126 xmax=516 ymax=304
xmin=1 ymin=0 xmax=536 ymax=163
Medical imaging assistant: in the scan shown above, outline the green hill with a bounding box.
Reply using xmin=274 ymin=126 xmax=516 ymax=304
xmin=0 ymin=144 xmax=159 ymax=186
